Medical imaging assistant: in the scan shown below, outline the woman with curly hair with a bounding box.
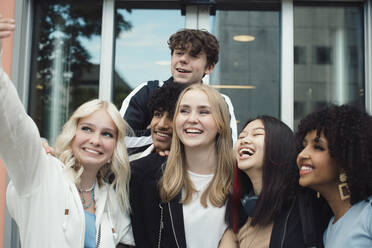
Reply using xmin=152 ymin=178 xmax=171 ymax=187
xmin=296 ymin=104 xmax=372 ymax=247
xmin=220 ymin=116 xmax=320 ymax=248
xmin=0 ymin=19 xmax=134 ymax=247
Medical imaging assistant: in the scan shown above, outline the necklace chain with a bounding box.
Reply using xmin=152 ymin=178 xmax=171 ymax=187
xmin=78 ymin=181 xmax=96 ymax=209
xmin=78 ymin=181 xmax=96 ymax=193
xmin=81 ymin=189 xmax=95 ymax=209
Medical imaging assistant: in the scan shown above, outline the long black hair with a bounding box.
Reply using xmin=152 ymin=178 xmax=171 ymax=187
xmin=228 ymin=115 xmax=299 ymax=231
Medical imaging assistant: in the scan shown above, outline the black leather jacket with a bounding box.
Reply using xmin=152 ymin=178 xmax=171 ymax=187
xmin=130 ymin=153 xmax=187 ymax=248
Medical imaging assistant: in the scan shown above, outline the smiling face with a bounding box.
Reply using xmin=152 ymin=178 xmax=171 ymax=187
xmin=170 ymin=44 xmax=214 ymax=84
xmin=175 ymin=89 xmax=218 ymax=150
xmin=151 ymin=110 xmax=173 ymax=152
xmin=71 ymin=109 xmax=117 ymax=171
xmin=235 ymin=119 xmax=266 ymax=173
xmin=296 ymin=130 xmax=339 ymax=192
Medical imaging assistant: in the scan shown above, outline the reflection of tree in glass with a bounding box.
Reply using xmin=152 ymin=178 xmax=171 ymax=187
xmin=29 ymin=0 xmax=132 ymax=141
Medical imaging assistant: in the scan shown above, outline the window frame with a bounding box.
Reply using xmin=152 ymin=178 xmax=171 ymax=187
xmin=6 ymin=0 xmax=372 ymax=246
xmin=365 ymin=0 xmax=372 ymax=114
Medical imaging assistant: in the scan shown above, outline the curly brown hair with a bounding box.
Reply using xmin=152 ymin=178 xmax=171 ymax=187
xmin=168 ymin=29 xmax=219 ymax=68
xmin=296 ymin=104 xmax=372 ymax=204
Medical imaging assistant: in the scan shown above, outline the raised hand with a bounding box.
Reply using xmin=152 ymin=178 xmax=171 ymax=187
xmin=0 ymin=14 xmax=15 ymax=50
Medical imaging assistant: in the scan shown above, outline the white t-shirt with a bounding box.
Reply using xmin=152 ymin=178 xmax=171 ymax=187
xmin=183 ymin=170 xmax=227 ymax=248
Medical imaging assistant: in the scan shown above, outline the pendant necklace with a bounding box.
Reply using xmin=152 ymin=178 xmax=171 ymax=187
xmin=79 ymin=181 xmax=96 ymax=209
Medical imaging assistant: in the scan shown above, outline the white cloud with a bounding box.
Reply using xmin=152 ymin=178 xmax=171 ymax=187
xmin=154 ymin=60 xmax=170 ymax=66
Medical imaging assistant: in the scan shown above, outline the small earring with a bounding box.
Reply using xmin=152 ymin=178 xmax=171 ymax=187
xmin=104 ymin=160 xmax=111 ymax=170
xmin=338 ymin=172 xmax=350 ymax=201
xmin=317 ymin=192 xmax=320 ymax=198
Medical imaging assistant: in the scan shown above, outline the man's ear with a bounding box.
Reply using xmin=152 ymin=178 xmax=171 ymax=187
xmin=204 ymin=64 xmax=215 ymax=75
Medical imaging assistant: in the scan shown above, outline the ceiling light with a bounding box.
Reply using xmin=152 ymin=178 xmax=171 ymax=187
xmin=233 ymin=35 xmax=255 ymax=42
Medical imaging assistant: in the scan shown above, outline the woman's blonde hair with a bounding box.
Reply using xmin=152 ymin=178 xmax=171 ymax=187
xmin=55 ymin=99 xmax=131 ymax=212
xmin=159 ymin=84 xmax=235 ymax=207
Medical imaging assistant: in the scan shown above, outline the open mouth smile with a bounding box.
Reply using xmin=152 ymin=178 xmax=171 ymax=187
xmin=155 ymin=131 xmax=171 ymax=140
xmin=176 ymin=68 xmax=191 ymax=73
xmin=238 ymin=147 xmax=255 ymax=159
xmin=299 ymin=163 xmax=314 ymax=176
xmin=185 ymin=128 xmax=203 ymax=135
xmin=83 ymin=147 xmax=103 ymax=155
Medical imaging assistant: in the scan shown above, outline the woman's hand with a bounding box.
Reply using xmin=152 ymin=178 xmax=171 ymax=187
xmin=41 ymin=138 xmax=55 ymax=156
xmin=0 ymin=14 xmax=15 ymax=50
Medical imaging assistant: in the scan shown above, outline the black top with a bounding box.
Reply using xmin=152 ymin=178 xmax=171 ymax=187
xmin=269 ymin=197 xmax=306 ymax=248
xmin=235 ymin=190 xmax=330 ymax=248
xmin=129 ymin=153 xmax=187 ymax=248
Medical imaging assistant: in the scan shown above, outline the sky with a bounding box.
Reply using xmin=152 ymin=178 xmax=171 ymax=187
xmin=80 ymin=9 xmax=185 ymax=89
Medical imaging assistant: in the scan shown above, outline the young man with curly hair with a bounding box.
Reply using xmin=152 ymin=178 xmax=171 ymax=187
xmin=127 ymin=81 xmax=188 ymax=247
xmin=120 ymin=29 xmax=237 ymax=156
xmin=128 ymin=82 xmax=187 ymax=161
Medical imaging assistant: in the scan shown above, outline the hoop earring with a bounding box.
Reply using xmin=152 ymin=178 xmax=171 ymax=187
xmin=338 ymin=173 xmax=350 ymax=200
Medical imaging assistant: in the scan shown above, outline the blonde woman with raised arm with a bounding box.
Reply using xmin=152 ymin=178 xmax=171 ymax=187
xmin=0 ymin=16 xmax=134 ymax=248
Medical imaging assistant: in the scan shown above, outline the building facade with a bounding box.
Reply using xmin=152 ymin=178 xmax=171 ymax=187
xmin=1 ymin=0 xmax=372 ymax=247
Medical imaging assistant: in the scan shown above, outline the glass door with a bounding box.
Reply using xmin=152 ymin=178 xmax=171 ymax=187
xmin=113 ymin=5 xmax=185 ymax=109
xmin=210 ymin=8 xmax=280 ymax=131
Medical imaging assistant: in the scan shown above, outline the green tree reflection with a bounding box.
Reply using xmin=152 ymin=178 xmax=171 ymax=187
xmin=29 ymin=0 xmax=132 ymax=142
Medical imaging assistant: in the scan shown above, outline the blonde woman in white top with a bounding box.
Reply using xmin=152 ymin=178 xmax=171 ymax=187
xmin=0 ymin=17 xmax=134 ymax=248
xmin=157 ymin=83 xmax=235 ymax=247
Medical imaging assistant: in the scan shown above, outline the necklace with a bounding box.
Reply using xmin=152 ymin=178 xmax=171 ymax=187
xmin=78 ymin=181 xmax=96 ymax=193
xmin=79 ymin=182 xmax=96 ymax=209
xmin=81 ymin=189 xmax=95 ymax=209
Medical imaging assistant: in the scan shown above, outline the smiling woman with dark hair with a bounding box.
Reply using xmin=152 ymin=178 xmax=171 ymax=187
xmin=296 ymin=104 xmax=372 ymax=247
xmin=233 ymin=116 xmax=298 ymax=229
xmin=220 ymin=116 xmax=327 ymax=248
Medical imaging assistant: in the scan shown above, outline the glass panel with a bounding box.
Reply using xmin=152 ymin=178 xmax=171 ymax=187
xmin=210 ymin=10 xmax=280 ymax=131
xmin=29 ymin=0 xmax=103 ymax=144
xmin=113 ymin=9 xmax=185 ymax=109
xmin=294 ymin=5 xmax=365 ymax=127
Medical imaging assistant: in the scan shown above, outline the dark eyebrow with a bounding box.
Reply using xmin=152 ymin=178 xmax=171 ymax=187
xmin=314 ymin=137 xmax=327 ymax=145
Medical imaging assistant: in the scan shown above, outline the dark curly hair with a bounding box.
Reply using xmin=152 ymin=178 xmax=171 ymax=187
xmin=168 ymin=29 xmax=219 ymax=68
xmin=148 ymin=82 xmax=188 ymax=119
xmin=296 ymin=104 xmax=372 ymax=204
xmin=228 ymin=116 xmax=299 ymax=231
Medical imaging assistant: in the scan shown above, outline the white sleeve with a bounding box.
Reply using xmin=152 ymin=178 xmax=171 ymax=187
xmin=0 ymin=67 xmax=47 ymax=195
xmin=221 ymin=94 xmax=237 ymax=145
